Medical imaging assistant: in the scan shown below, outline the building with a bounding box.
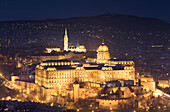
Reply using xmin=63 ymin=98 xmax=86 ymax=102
xmin=46 ymin=47 xmax=61 ymax=53
xmin=35 ymin=60 xmax=135 ymax=87
xmin=97 ymin=42 xmax=110 ymax=64
xmin=11 ymin=31 xmax=137 ymax=104
xmin=31 ymin=52 xmax=85 ymax=62
xmin=25 ymin=42 xmax=135 ymax=101
xmin=158 ymin=78 xmax=170 ymax=88
xmin=43 ymin=28 xmax=86 ymax=53
xmin=67 ymin=45 xmax=86 ymax=52
xmin=98 ymin=97 xmax=128 ymax=110
xmin=97 ymin=83 xmax=137 ymax=110
xmin=107 ymin=58 xmax=135 ymax=67
xmin=76 ymin=45 xmax=86 ymax=52
xmin=140 ymin=77 xmax=156 ymax=91
xmin=34 ymin=55 xmax=135 ymax=100
xmin=64 ymin=28 xmax=86 ymax=52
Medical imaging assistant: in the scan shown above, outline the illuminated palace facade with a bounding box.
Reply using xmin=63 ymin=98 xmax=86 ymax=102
xmin=34 ymin=40 xmax=135 ymax=100
xmin=35 ymin=60 xmax=135 ymax=89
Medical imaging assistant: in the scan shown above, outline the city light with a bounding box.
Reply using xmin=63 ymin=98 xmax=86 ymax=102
xmin=0 ymin=1 xmax=169 ymax=111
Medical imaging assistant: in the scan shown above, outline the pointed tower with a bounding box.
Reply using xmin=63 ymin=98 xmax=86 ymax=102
xmin=64 ymin=28 xmax=68 ymax=51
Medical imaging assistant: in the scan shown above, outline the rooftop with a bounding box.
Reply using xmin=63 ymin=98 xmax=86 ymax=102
xmin=109 ymin=58 xmax=132 ymax=61
xmin=43 ymin=59 xmax=71 ymax=63
xmin=99 ymin=96 xmax=130 ymax=100
xmin=44 ymin=65 xmax=75 ymax=70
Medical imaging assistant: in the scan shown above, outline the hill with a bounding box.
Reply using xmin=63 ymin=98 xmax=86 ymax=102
xmin=0 ymin=13 xmax=169 ymax=77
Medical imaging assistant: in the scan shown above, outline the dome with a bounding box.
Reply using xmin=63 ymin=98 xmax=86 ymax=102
xmin=97 ymin=43 xmax=109 ymax=52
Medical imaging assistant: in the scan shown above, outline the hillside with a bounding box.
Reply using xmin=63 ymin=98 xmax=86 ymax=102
xmin=0 ymin=14 xmax=169 ymax=76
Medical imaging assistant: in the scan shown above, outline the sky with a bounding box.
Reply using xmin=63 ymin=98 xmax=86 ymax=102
xmin=0 ymin=0 xmax=170 ymax=23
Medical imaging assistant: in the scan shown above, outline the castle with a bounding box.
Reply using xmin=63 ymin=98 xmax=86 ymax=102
xmin=32 ymin=29 xmax=135 ymax=102
xmin=11 ymin=28 xmax=137 ymax=105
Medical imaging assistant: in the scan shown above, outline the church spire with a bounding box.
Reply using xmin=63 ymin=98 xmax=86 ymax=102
xmin=64 ymin=28 xmax=68 ymax=51
xmin=102 ymin=39 xmax=105 ymax=44
xmin=65 ymin=28 xmax=67 ymax=36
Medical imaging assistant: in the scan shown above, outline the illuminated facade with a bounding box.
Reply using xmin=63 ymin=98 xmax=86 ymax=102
xmin=46 ymin=47 xmax=61 ymax=53
xmin=140 ymin=77 xmax=156 ymax=91
xmin=64 ymin=28 xmax=86 ymax=52
xmin=158 ymin=78 xmax=170 ymax=88
xmin=107 ymin=59 xmax=135 ymax=67
xmin=44 ymin=28 xmax=86 ymax=53
xmin=98 ymin=97 xmax=128 ymax=110
xmin=32 ymin=41 xmax=136 ymax=100
xmin=31 ymin=52 xmax=86 ymax=62
xmin=11 ymin=31 xmax=138 ymax=103
xmin=97 ymin=42 xmax=110 ymax=64
xmin=67 ymin=45 xmax=86 ymax=52
xmin=34 ymin=58 xmax=135 ymax=99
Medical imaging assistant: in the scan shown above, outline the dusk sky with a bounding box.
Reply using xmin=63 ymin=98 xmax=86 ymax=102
xmin=0 ymin=0 xmax=170 ymax=23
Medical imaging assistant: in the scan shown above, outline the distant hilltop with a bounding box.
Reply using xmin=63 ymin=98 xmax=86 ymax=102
xmin=46 ymin=13 xmax=170 ymax=31
xmin=1 ymin=13 xmax=170 ymax=32
xmin=0 ymin=13 xmax=169 ymax=51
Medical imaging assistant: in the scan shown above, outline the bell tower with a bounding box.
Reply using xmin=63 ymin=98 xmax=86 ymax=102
xmin=64 ymin=28 xmax=68 ymax=51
